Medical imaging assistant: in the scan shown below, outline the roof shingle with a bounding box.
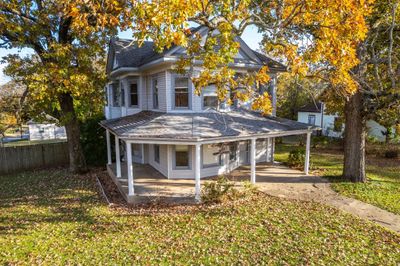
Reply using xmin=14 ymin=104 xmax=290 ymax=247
xmin=100 ymin=109 xmax=314 ymax=141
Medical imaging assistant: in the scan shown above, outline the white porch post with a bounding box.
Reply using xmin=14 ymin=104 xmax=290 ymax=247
xmin=106 ymin=130 xmax=112 ymax=165
xmin=305 ymin=132 xmax=311 ymax=175
xmin=250 ymin=138 xmax=256 ymax=184
xmin=126 ymin=142 xmax=134 ymax=196
xmin=194 ymin=143 xmax=201 ymax=201
xmin=115 ymin=135 xmax=121 ymax=178
xmin=266 ymin=137 xmax=271 ymax=162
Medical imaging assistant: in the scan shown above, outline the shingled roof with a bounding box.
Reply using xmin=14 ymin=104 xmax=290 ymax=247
xmin=298 ymin=102 xmax=323 ymax=113
xmin=100 ymin=108 xmax=314 ymax=141
xmin=108 ymin=27 xmax=286 ymax=73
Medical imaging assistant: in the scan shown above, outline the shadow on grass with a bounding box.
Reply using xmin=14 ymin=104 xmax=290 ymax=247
xmin=0 ymin=169 xmax=106 ymax=236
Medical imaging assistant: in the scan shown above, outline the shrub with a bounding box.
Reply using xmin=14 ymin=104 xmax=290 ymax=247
xmin=80 ymin=115 xmax=108 ymax=166
xmin=312 ymin=136 xmax=329 ymax=148
xmin=201 ymin=176 xmax=236 ymax=204
xmin=287 ymin=148 xmax=306 ymax=168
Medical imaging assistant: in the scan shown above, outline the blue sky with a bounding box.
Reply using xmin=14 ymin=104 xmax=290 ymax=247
xmin=0 ymin=26 xmax=262 ymax=85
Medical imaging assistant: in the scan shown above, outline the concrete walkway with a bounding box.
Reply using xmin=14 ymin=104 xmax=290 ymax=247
xmin=231 ymin=164 xmax=400 ymax=234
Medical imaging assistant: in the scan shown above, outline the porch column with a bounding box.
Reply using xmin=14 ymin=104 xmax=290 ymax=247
xmin=115 ymin=135 xmax=121 ymax=178
xmin=126 ymin=142 xmax=134 ymax=196
xmin=304 ymin=132 xmax=311 ymax=175
xmin=194 ymin=143 xmax=201 ymax=201
xmin=250 ymin=138 xmax=256 ymax=184
xmin=266 ymin=137 xmax=271 ymax=162
xmin=106 ymin=130 xmax=112 ymax=165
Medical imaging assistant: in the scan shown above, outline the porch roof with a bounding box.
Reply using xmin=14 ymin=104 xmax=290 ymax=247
xmin=100 ymin=109 xmax=316 ymax=142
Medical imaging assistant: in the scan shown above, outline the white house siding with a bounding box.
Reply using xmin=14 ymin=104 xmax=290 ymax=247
xmin=148 ymin=141 xmax=270 ymax=179
xmin=297 ymin=111 xmax=343 ymax=138
xmin=322 ymin=114 xmax=343 ymax=138
xmin=165 ymin=71 xmax=173 ymax=111
xmin=28 ymin=123 xmax=67 ymax=141
xmin=148 ymin=144 xmax=169 ymax=177
xmin=298 ymin=111 xmax=322 ymax=128
xmin=146 ymin=71 xmax=168 ymax=112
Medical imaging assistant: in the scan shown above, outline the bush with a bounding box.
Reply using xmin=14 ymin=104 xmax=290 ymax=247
xmin=201 ymin=176 xmax=236 ymax=204
xmin=312 ymin=136 xmax=329 ymax=148
xmin=80 ymin=115 xmax=108 ymax=166
xmin=287 ymin=148 xmax=306 ymax=168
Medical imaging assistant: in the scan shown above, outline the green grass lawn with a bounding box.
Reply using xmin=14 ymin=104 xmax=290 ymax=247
xmin=275 ymin=143 xmax=400 ymax=215
xmin=0 ymin=169 xmax=399 ymax=265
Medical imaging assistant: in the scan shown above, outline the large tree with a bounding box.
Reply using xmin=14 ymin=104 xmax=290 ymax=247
xmin=330 ymin=0 xmax=399 ymax=181
xmin=1 ymin=0 xmax=375 ymax=178
xmin=0 ymin=0 xmax=121 ymax=172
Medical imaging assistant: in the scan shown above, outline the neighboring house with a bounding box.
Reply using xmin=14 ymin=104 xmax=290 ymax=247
xmin=100 ymin=27 xmax=317 ymax=202
xmin=27 ymin=116 xmax=67 ymax=141
xmin=297 ymin=102 xmax=343 ymax=138
xmin=297 ymin=102 xmax=388 ymax=141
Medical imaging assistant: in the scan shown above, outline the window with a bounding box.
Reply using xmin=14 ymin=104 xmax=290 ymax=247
xmin=120 ymin=82 xmax=125 ymax=107
xmin=308 ymin=114 xmax=316 ymax=125
xmin=152 ymin=78 xmax=159 ymax=109
xmin=154 ymin=144 xmax=160 ymax=163
xmin=174 ymin=77 xmax=189 ymax=108
xmin=105 ymin=86 xmax=109 ymax=106
xmin=130 ymin=83 xmax=138 ymax=107
xmin=203 ymin=85 xmax=219 ymax=109
xmin=175 ymin=145 xmax=189 ymax=168
xmin=334 ymin=117 xmax=342 ymax=132
xmin=132 ymin=144 xmax=142 ymax=158
xmin=229 ymin=142 xmax=237 ymax=162
xmin=203 ymin=144 xmax=221 ymax=168
xmin=112 ymin=83 xmax=120 ymax=107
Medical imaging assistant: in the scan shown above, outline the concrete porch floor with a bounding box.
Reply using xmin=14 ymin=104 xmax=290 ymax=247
xmin=106 ymin=162 xmax=313 ymax=204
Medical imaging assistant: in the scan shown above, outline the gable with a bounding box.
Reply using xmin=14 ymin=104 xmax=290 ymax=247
xmin=107 ymin=26 xmax=286 ymax=74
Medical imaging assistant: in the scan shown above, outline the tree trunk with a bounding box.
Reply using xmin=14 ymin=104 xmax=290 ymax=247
xmin=343 ymin=91 xmax=366 ymax=182
xmin=58 ymin=92 xmax=87 ymax=173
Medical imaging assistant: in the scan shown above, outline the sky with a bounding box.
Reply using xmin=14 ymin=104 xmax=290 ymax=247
xmin=0 ymin=25 xmax=262 ymax=85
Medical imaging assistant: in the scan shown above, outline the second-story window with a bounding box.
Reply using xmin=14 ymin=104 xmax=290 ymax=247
xmin=112 ymin=83 xmax=120 ymax=107
xmin=120 ymin=82 xmax=125 ymax=107
xmin=129 ymin=83 xmax=139 ymax=107
xmin=174 ymin=77 xmax=189 ymax=108
xmin=152 ymin=78 xmax=159 ymax=109
xmin=203 ymin=85 xmax=218 ymax=109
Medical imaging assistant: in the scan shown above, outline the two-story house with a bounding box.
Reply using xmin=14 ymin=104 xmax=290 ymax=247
xmin=100 ymin=27 xmax=316 ymax=202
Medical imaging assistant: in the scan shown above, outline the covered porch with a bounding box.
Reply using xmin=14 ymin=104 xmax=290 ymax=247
xmin=101 ymin=109 xmax=317 ymax=203
xmin=106 ymin=161 xmax=314 ymax=204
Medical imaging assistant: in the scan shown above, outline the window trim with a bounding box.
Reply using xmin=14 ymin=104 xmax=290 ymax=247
xmin=308 ymin=114 xmax=316 ymax=125
xmin=229 ymin=142 xmax=237 ymax=162
xmin=173 ymin=145 xmax=191 ymax=170
xmin=120 ymin=81 xmax=125 ymax=107
xmin=202 ymin=144 xmax=222 ymax=168
xmin=129 ymin=81 xmax=139 ymax=108
xmin=172 ymin=75 xmax=191 ymax=110
xmin=152 ymin=77 xmax=159 ymax=109
xmin=202 ymin=84 xmax=219 ymax=110
xmin=111 ymin=82 xmax=120 ymax=107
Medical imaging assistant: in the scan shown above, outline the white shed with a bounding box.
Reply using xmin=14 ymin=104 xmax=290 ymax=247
xmin=27 ymin=116 xmax=67 ymax=141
